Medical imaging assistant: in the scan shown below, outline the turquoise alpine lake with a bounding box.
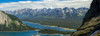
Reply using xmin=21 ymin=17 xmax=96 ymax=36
xmin=0 ymin=31 xmax=70 ymax=36
xmin=0 ymin=21 xmax=76 ymax=36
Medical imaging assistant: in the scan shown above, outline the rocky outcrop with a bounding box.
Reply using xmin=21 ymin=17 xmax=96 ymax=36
xmin=0 ymin=11 xmax=35 ymax=31
xmin=71 ymin=0 xmax=100 ymax=36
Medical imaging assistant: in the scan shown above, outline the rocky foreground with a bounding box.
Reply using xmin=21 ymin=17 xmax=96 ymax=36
xmin=71 ymin=0 xmax=100 ymax=36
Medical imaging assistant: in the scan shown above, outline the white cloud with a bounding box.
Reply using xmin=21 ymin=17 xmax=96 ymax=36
xmin=43 ymin=0 xmax=91 ymax=1
xmin=0 ymin=0 xmax=92 ymax=11
xmin=43 ymin=0 xmax=58 ymax=1
xmin=72 ymin=0 xmax=91 ymax=1
xmin=18 ymin=1 xmax=32 ymax=3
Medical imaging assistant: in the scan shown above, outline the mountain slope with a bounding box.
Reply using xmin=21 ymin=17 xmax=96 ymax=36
xmin=0 ymin=11 xmax=35 ymax=31
xmin=71 ymin=0 xmax=100 ymax=36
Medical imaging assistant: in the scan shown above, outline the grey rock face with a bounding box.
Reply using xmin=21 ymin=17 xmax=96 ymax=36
xmin=0 ymin=11 xmax=35 ymax=31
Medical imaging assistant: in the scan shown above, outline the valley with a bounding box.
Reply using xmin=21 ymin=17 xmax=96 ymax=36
xmin=5 ymin=7 xmax=89 ymax=29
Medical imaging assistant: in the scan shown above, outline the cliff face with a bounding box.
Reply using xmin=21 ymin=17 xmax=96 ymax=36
xmin=71 ymin=0 xmax=100 ymax=36
xmin=0 ymin=11 xmax=12 ymax=25
xmin=0 ymin=11 xmax=35 ymax=31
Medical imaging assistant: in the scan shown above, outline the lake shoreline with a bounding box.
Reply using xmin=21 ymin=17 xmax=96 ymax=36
xmin=39 ymin=32 xmax=71 ymax=35
xmin=23 ymin=21 xmax=76 ymax=31
xmin=0 ymin=21 xmax=76 ymax=32
xmin=0 ymin=21 xmax=71 ymax=36
xmin=42 ymin=25 xmax=75 ymax=30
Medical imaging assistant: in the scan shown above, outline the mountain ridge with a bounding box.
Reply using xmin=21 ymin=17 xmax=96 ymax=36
xmin=5 ymin=7 xmax=89 ymax=19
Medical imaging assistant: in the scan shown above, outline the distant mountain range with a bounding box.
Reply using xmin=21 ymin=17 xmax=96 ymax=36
xmin=5 ymin=7 xmax=89 ymax=19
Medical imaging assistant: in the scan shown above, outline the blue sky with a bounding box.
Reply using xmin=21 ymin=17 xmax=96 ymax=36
xmin=0 ymin=0 xmax=70 ymax=3
xmin=0 ymin=0 xmax=43 ymax=3
xmin=0 ymin=0 xmax=92 ymax=11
